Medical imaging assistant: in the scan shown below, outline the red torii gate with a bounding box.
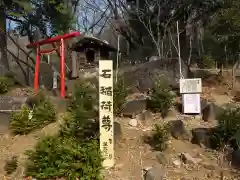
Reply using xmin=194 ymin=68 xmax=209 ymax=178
xmin=27 ymin=31 xmax=81 ymax=98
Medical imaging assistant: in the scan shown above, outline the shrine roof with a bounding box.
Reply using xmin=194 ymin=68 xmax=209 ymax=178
xmin=71 ymin=35 xmax=117 ymax=52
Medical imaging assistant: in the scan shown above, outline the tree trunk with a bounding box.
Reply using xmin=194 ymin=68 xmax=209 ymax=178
xmin=0 ymin=7 xmax=9 ymax=75
xmin=179 ymin=19 xmax=190 ymax=77
xmin=179 ymin=20 xmax=188 ymax=62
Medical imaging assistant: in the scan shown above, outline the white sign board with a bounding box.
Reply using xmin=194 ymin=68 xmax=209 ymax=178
xmin=99 ymin=60 xmax=114 ymax=168
xmin=180 ymin=78 xmax=202 ymax=94
xmin=183 ymin=93 xmax=201 ymax=114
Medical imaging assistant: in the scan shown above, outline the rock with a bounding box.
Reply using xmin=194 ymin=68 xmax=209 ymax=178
xmin=122 ymin=58 xmax=188 ymax=92
xmin=129 ymin=118 xmax=138 ymax=127
xmin=200 ymin=162 xmax=216 ymax=170
xmin=167 ymin=108 xmax=178 ymax=117
xmin=138 ymin=77 xmax=154 ymax=93
xmin=122 ymin=99 xmax=147 ymax=118
xmin=144 ymin=165 xmax=165 ymax=180
xmin=114 ymin=122 xmax=122 ymax=142
xmin=136 ymin=110 xmax=153 ymax=126
xmin=202 ymin=103 xmax=215 ymax=122
xmin=0 ymin=96 xmax=28 ymax=134
xmin=191 ymin=128 xmax=211 ymax=148
xmin=129 ymin=86 xmax=141 ymax=94
xmin=0 ymin=96 xmax=28 ymax=110
xmin=173 ymin=159 xmax=181 ymax=166
xmin=156 ymin=152 xmax=169 ymax=165
xmin=230 ymin=149 xmax=240 ymax=167
xmin=193 ymin=115 xmax=202 ymax=121
xmin=201 ymin=99 xmax=208 ymax=111
xmin=168 ymin=120 xmax=191 ymax=140
xmin=180 ymin=178 xmax=192 ymax=180
xmin=135 ymin=94 xmax=147 ymax=100
xmin=180 ymin=153 xmax=201 ymax=164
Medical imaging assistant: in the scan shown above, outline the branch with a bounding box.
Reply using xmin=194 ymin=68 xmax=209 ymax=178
xmin=6 ymin=15 xmax=23 ymax=23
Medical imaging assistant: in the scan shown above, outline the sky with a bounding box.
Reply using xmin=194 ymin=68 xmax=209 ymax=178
xmin=6 ymin=19 xmax=18 ymax=31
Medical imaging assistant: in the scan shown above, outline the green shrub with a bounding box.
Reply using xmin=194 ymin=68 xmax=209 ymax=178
xmin=10 ymin=92 xmax=56 ymax=135
xmin=68 ymin=79 xmax=97 ymax=113
xmin=9 ymin=105 xmax=32 ymax=135
xmin=113 ymin=76 xmax=127 ymax=116
xmin=65 ymin=79 xmax=99 ymax=140
xmin=4 ymin=72 xmax=20 ymax=85
xmin=25 ymin=136 xmax=103 ymax=180
xmin=211 ymin=106 xmax=240 ymax=149
xmin=147 ymin=77 xmax=175 ymax=118
xmin=144 ymin=123 xmax=170 ymax=151
xmin=60 ymin=108 xmax=99 ymax=141
xmin=4 ymin=156 xmax=18 ymax=175
xmin=26 ymin=90 xmax=47 ymax=108
xmin=202 ymin=55 xmax=215 ymax=69
xmin=0 ymin=76 xmax=15 ymax=94
xmin=24 ymin=79 xmax=103 ymax=179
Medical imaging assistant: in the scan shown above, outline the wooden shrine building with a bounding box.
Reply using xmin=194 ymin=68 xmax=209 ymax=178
xmin=70 ymin=35 xmax=117 ymax=78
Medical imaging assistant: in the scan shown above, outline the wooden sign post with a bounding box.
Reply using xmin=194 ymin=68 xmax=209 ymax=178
xmin=99 ymin=60 xmax=114 ymax=168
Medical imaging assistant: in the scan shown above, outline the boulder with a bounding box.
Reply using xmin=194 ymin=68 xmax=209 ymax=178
xmin=0 ymin=96 xmax=28 ymax=110
xmin=201 ymin=99 xmax=208 ymax=111
xmin=180 ymin=153 xmax=202 ymax=164
xmin=39 ymin=63 xmax=55 ymax=90
xmin=128 ymin=118 xmax=138 ymax=127
xmin=230 ymin=149 xmax=240 ymax=168
xmin=114 ymin=122 xmax=122 ymax=142
xmin=138 ymin=77 xmax=154 ymax=93
xmin=122 ymin=99 xmax=147 ymax=118
xmin=168 ymin=120 xmax=191 ymax=140
xmin=122 ymin=58 xmax=188 ymax=92
xmin=156 ymin=152 xmax=169 ymax=165
xmin=144 ymin=165 xmax=165 ymax=180
xmin=202 ymin=103 xmax=215 ymax=122
xmin=191 ymin=128 xmax=211 ymax=148
xmin=136 ymin=110 xmax=154 ymax=126
xmin=0 ymin=96 xmax=28 ymax=134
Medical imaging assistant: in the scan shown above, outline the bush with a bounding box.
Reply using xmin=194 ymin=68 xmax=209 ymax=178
xmin=10 ymin=92 xmax=56 ymax=135
xmin=0 ymin=76 xmax=15 ymax=94
xmin=144 ymin=123 xmax=170 ymax=151
xmin=24 ymin=78 xmax=104 ymax=179
xmin=68 ymin=79 xmax=97 ymax=113
xmin=62 ymin=79 xmax=99 ymax=141
xmin=4 ymin=156 xmax=18 ymax=175
xmin=113 ymin=76 xmax=127 ymax=116
xmin=26 ymin=90 xmax=47 ymax=108
xmin=25 ymin=136 xmax=103 ymax=180
xmin=211 ymin=106 xmax=240 ymax=149
xmin=60 ymin=108 xmax=99 ymax=141
xmin=147 ymin=77 xmax=175 ymax=118
xmin=202 ymin=55 xmax=215 ymax=69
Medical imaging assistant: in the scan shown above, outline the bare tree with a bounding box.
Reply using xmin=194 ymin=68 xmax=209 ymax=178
xmin=74 ymin=0 xmax=111 ymax=35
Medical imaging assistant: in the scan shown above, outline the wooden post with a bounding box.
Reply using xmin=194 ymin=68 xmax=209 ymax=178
xmin=99 ymin=60 xmax=114 ymax=168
